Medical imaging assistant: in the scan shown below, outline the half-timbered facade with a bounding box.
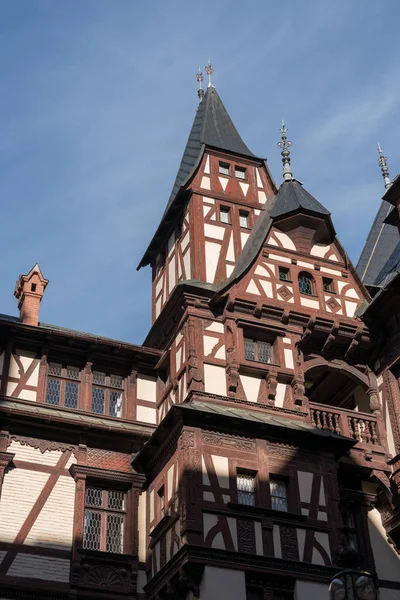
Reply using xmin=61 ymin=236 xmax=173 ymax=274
xmin=2 ymin=70 xmax=400 ymax=600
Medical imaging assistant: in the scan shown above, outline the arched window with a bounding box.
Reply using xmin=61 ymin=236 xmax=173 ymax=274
xmin=298 ymin=272 xmax=315 ymax=296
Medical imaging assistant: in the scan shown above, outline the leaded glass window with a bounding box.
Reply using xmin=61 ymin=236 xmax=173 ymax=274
xmin=83 ymin=487 xmax=126 ymax=553
xmin=323 ymin=277 xmax=333 ymax=292
xmin=270 ymin=479 xmax=288 ymax=512
xmin=90 ymin=370 xmax=124 ymax=417
xmin=92 ymin=387 xmax=105 ymax=414
xmin=46 ymin=362 xmax=81 ymax=408
xmin=298 ymin=273 xmax=314 ymax=296
xmin=237 ymin=473 xmax=256 ymax=506
xmin=244 ymin=338 xmax=273 ymax=364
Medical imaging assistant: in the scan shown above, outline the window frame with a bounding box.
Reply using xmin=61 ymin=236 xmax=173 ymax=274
xmin=243 ymin=336 xmax=274 ymax=365
xmin=298 ymin=271 xmax=316 ymax=296
xmin=83 ymin=485 xmax=127 ymax=554
xmin=322 ymin=277 xmax=334 ymax=293
xmin=91 ymin=370 xmax=124 ymax=417
xmin=278 ymin=267 xmax=291 ymax=282
xmin=269 ymin=477 xmax=289 ymax=512
xmin=236 ymin=469 xmax=257 ymax=506
xmin=46 ymin=362 xmax=81 ymax=409
xmin=220 ymin=205 xmax=231 ymax=224
xmin=219 ymin=161 xmax=231 ymax=176
xmin=235 ymin=166 xmax=247 ymax=180
xmin=239 ymin=210 xmax=250 ymax=229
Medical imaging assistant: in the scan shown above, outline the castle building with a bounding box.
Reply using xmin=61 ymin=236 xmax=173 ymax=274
xmin=1 ymin=65 xmax=400 ymax=600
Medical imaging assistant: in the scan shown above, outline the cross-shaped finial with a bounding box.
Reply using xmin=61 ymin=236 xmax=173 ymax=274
xmin=378 ymin=142 xmax=391 ymax=190
xmin=278 ymin=120 xmax=293 ymax=181
xmin=197 ymin=68 xmax=204 ymax=102
xmin=205 ymin=61 xmax=214 ymax=88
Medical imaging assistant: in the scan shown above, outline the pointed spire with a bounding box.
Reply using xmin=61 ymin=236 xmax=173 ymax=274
xmin=278 ymin=120 xmax=293 ymax=181
xmin=378 ymin=142 xmax=391 ymax=190
xmin=205 ymin=61 xmax=214 ymax=88
xmin=196 ymin=67 xmax=204 ymax=102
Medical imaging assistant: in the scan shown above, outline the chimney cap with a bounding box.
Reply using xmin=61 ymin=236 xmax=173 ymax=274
xmin=14 ymin=263 xmax=49 ymax=300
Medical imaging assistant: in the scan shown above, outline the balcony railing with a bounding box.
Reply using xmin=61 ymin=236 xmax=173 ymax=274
xmin=309 ymin=402 xmax=379 ymax=445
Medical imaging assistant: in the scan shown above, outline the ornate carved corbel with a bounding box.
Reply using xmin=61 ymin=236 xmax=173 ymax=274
xmin=187 ymin=318 xmax=203 ymax=390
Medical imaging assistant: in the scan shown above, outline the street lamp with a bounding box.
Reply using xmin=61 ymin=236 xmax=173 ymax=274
xmin=329 ymin=550 xmax=378 ymax=600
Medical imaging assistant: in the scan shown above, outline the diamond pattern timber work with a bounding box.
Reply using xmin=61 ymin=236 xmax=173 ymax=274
xmin=86 ymin=448 xmax=131 ymax=471
xmin=277 ymin=285 xmax=293 ymax=301
xmin=326 ymin=297 xmax=341 ymax=313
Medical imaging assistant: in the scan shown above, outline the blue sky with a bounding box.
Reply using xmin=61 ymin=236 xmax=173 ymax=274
xmin=1 ymin=0 xmax=400 ymax=344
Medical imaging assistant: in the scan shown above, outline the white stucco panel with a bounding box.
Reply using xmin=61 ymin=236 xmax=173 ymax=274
xmin=240 ymin=374 xmax=261 ymax=403
xmin=204 ymin=364 xmax=227 ymax=396
xmin=137 ymin=375 xmax=157 ymax=402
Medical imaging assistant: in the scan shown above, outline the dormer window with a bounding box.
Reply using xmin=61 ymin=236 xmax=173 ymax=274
xmin=235 ymin=166 xmax=246 ymax=179
xmin=239 ymin=211 xmax=249 ymax=228
xmin=220 ymin=206 xmax=230 ymax=224
xmin=298 ymin=272 xmax=315 ymax=296
xmin=219 ymin=162 xmax=230 ymax=176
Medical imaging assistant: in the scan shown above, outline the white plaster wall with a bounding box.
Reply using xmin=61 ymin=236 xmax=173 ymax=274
xmin=0 ymin=469 xmax=49 ymax=542
xmin=274 ymin=230 xmax=296 ymax=250
xmin=379 ymin=589 xmax=400 ymax=600
xmin=300 ymin=297 xmax=320 ymax=309
xmin=240 ymin=374 xmax=261 ymax=403
xmin=205 ymin=241 xmax=221 ymax=283
xmin=211 ymin=455 xmax=229 ymax=488
xmin=368 ymin=508 xmax=400 ymax=581
xmin=25 ymin=472 xmax=76 ymax=549
xmin=310 ymin=244 xmax=329 ymax=257
xmin=294 ymin=580 xmax=329 ymax=600
xmin=137 ymin=375 xmax=157 ymax=402
xmin=7 ymin=554 xmax=70 ymax=582
xmin=194 ymin=566 xmax=246 ymax=600
xmin=137 ymin=405 xmax=157 ymax=424
xmin=204 ymin=364 xmax=227 ymax=396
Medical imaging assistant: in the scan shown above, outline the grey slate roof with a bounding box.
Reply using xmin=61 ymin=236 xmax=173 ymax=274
xmin=355 ymin=200 xmax=399 ymax=285
xmin=138 ymin=86 xmax=261 ymax=269
xmin=374 ymin=239 xmax=400 ymax=287
xmin=270 ymin=179 xmax=331 ymax=218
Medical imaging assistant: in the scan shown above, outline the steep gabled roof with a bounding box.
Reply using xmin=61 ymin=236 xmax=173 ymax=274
xmin=215 ymin=180 xmax=334 ymax=297
xmin=270 ymin=179 xmax=330 ymax=219
xmin=138 ymin=86 xmax=262 ymax=269
xmin=355 ymin=200 xmax=399 ymax=286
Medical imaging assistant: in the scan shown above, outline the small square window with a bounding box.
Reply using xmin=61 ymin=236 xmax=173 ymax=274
xmin=323 ymin=278 xmax=334 ymax=292
xmin=279 ymin=267 xmax=290 ymax=281
xmin=235 ymin=166 xmax=246 ymax=179
xmin=270 ymin=478 xmax=288 ymax=512
xmin=237 ymin=472 xmax=256 ymax=506
xmin=220 ymin=206 xmax=230 ymax=224
xmin=239 ymin=211 xmax=249 ymax=228
xmin=219 ymin=162 xmax=230 ymax=176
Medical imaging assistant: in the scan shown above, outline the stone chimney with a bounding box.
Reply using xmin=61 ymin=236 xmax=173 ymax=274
xmin=14 ymin=264 xmax=48 ymax=326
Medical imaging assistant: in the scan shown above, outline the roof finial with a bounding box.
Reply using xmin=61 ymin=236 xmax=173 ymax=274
xmin=197 ymin=67 xmax=204 ymax=102
xmin=205 ymin=61 xmax=214 ymax=88
xmin=378 ymin=142 xmax=391 ymax=190
xmin=278 ymin=119 xmax=293 ymax=181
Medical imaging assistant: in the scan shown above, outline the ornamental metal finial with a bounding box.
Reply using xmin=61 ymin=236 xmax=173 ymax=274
xmin=378 ymin=142 xmax=391 ymax=190
xmin=278 ymin=119 xmax=293 ymax=181
xmin=197 ymin=67 xmax=204 ymax=102
xmin=205 ymin=61 xmax=214 ymax=88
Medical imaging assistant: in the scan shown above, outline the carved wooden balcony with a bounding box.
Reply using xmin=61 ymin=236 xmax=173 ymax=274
xmin=309 ymin=401 xmax=388 ymax=468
